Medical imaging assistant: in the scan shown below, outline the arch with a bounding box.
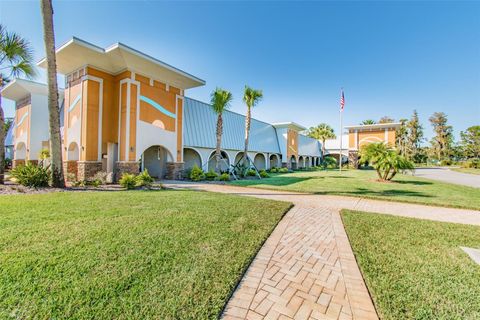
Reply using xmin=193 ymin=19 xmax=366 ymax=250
xmin=269 ymin=154 xmax=280 ymax=168
xmin=208 ymin=150 xmax=230 ymax=172
xmin=183 ymin=148 xmax=202 ymax=170
xmin=67 ymin=142 xmax=79 ymax=161
xmin=298 ymin=156 xmax=305 ymax=168
xmin=289 ymin=155 xmax=297 ymax=170
xmin=358 ymin=136 xmax=383 ymax=147
xmin=305 ymin=156 xmax=310 ymax=168
xmin=141 ymin=145 xmax=173 ymax=179
xmin=234 ymin=151 xmax=245 ymax=166
xmin=253 ymin=153 xmax=266 ymax=170
xmin=15 ymin=142 xmax=27 ymax=160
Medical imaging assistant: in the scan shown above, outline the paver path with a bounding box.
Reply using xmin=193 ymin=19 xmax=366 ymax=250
xmin=413 ymin=167 xmax=480 ymax=188
xmin=163 ymin=181 xmax=480 ymax=320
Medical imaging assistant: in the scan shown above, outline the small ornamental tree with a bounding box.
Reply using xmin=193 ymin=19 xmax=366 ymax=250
xmin=359 ymin=142 xmax=414 ymax=181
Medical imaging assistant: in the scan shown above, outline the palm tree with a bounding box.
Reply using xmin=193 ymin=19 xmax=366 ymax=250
xmin=361 ymin=119 xmax=376 ymax=125
xmin=359 ymin=142 xmax=414 ymax=181
xmin=210 ymin=88 xmax=233 ymax=173
xmin=242 ymin=86 xmax=263 ymax=166
xmin=41 ymin=0 xmax=64 ymax=187
xmin=0 ymin=25 xmax=35 ymax=184
xmin=307 ymin=123 xmax=336 ymax=157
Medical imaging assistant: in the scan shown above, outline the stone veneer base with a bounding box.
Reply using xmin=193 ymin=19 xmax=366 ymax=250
xmin=77 ymin=161 xmax=103 ymax=181
xmin=63 ymin=161 xmax=78 ymax=181
xmin=165 ymin=162 xmax=184 ymax=180
xmin=115 ymin=162 xmax=139 ymax=181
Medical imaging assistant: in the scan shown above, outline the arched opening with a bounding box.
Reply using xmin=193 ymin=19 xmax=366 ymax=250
xmin=183 ymin=148 xmax=202 ymax=170
xmin=305 ymin=156 xmax=310 ymax=168
xmin=289 ymin=155 xmax=297 ymax=170
xmin=269 ymin=154 xmax=280 ymax=168
xmin=253 ymin=153 xmax=266 ymax=170
xmin=67 ymin=142 xmax=79 ymax=161
xmin=15 ymin=142 xmax=26 ymax=160
xmin=208 ymin=150 xmax=230 ymax=172
xmin=234 ymin=152 xmax=245 ymax=166
xmin=141 ymin=145 xmax=173 ymax=179
xmin=298 ymin=156 xmax=304 ymax=168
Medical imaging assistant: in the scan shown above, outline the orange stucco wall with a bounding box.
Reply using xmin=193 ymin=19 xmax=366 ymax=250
xmin=348 ymin=128 xmax=397 ymax=150
xmin=15 ymin=102 xmax=31 ymax=159
xmin=176 ymin=97 xmax=183 ymax=162
xmin=287 ymin=129 xmax=299 ymax=161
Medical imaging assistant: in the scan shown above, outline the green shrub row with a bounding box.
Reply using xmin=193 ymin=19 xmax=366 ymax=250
xmin=10 ymin=163 xmax=50 ymax=188
xmin=119 ymin=170 xmax=155 ymax=190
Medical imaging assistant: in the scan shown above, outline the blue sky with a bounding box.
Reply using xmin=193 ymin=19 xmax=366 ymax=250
xmin=1 ymin=0 xmax=479 ymax=141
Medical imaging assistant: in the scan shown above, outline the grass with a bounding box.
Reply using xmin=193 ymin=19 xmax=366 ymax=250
xmin=229 ymin=169 xmax=480 ymax=210
xmin=0 ymin=190 xmax=291 ymax=319
xmin=341 ymin=210 xmax=480 ymax=320
xmin=451 ymin=167 xmax=480 ymax=175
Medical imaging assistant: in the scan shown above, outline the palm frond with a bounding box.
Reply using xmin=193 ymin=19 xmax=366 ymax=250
xmin=243 ymin=85 xmax=263 ymax=108
xmin=210 ymin=87 xmax=233 ymax=114
xmin=0 ymin=24 xmax=36 ymax=79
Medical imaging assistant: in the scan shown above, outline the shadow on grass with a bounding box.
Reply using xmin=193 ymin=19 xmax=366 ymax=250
xmin=233 ymin=176 xmax=311 ymax=187
xmin=394 ymin=180 xmax=433 ymax=186
xmin=314 ymin=187 xmax=433 ymax=198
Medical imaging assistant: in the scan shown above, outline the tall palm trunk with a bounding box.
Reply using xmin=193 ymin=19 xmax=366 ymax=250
xmin=0 ymin=78 xmax=5 ymax=184
xmin=242 ymin=106 xmax=251 ymax=166
xmin=215 ymin=113 xmax=223 ymax=172
xmin=41 ymin=0 xmax=64 ymax=187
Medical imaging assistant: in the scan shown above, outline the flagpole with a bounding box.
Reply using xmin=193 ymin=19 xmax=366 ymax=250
xmin=339 ymin=108 xmax=343 ymax=173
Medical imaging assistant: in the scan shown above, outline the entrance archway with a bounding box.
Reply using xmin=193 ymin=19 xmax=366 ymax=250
xmin=298 ymin=156 xmax=304 ymax=168
xmin=67 ymin=142 xmax=79 ymax=161
xmin=208 ymin=150 xmax=230 ymax=172
xmin=234 ymin=152 xmax=245 ymax=166
xmin=253 ymin=153 xmax=266 ymax=170
xmin=289 ymin=155 xmax=297 ymax=170
xmin=141 ymin=145 xmax=173 ymax=178
xmin=183 ymin=148 xmax=202 ymax=170
xmin=269 ymin=154 xmax=280 ymax=168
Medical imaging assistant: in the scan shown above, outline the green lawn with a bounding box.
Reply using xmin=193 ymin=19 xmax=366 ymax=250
xmin=229 ymin=169 xmax=480 ymax=210
xmin=451 ymin=167 xmax=480 ymax=175
xmin=341 ymin=210 xmax=480 ymax=320
xmin=0 ymin=190 xmax=291 ymax=319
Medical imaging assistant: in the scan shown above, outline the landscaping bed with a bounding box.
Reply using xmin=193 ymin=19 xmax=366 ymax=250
xmin=0 ymin=190 xmax=291 ymax=319
xmin=341 ymin=210 xmax=480 ymax=319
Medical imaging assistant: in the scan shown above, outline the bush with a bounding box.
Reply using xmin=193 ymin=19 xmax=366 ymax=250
xmin=136 ymin=170 xmax=154 ymax=188
xmin=259 ymin=170 xmax=269 ymax=178
xmin=217 ymin=172 xmax=230 ymax=181
xmin=93 ymin=171 xmax=108 ymax=185
xmin=270 ymin=167 xmax=278 ymax=173
xmin=10 ymin=163 xmax=50 ymax=188
xmin=189 ymin=165 xmax=205 ymax=181
xmin=440 ymin=159 xmax=453 ymax=166
xmin=278 ymin=167 xmax=289 ymax=173
xmin=462 ymin=159 xmax=480 ymax=169
xmin=323 ymin=156 xmax=337 ymax=169
xmin=119 ymin=173 xmax=137 ymax=190
xmin=246 ymin=169 xmax=257 ymax=177
xmin=205 ymin=170 xmax=218 ymax=181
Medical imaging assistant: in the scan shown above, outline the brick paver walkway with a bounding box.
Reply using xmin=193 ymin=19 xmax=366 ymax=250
xmin=163 ymin=181 xmax=480 ymax=319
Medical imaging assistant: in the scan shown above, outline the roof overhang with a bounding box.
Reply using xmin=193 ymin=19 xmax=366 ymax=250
xmin=1 ymin=79 xmax=63 ymax=101
xmin=272 ymin=122 xmax=307 ymax=132
xmin=344 ymin=123 xmax=402 ymax=131
xmin=37 ymin=37 xmax=206 ymax=90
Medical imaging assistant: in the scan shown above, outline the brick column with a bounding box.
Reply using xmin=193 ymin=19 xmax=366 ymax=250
xmin=348 ymin=151 xmax=359 ymax=169
xmin=12 ymin=159 xmax=25 ymax=168
xmin=77 ymin=161 xmax=103 ymax=181
xmin=165 ymin=162 xmax=184 ymax=180
xmin=115 ymin=161 xmax=139 ymax=181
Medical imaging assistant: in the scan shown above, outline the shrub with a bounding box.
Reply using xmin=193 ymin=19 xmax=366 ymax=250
xmin=323 ymin=156 xmax=337 ymax=169
xmin=136 ymin=170 xmax=154 ymax=188
xmin=189 ymin=165 xmax=205 ymax=181
xmin=440 ymin=159 xmax=453 ymax=166
xmin=217 ymin=172 xmax=230 ymax=181
xmin=10 ymin=163 xmax=50 ymax=188
xmin=462 ymin=159 xmax=480 ymax=169
xmin=205 ymin=170 xmax=218 ymax=181
xmin=246 ymin=169 xmax=257 ymax=177
xmin=93 ymin=171 xmax=108 ymax=185
xmin=119 ymin=173 xmax=137 ymax=190
xmin=270 ymin=167 xmax=278 ymax=173
xmin=259 ymin=170 xmax=269 ymax=178
xmin=278 ymin=167 xmax=289 ymax=173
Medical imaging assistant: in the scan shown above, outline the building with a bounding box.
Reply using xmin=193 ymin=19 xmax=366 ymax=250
xmin=2 ymin=37 xmax=321 ymax=181
xmin=345 ymin=122 xmax=400 ymax=167
xmin=1 ymin=79 xmax=64 ymax=167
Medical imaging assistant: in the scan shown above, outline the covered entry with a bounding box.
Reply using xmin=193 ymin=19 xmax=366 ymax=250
xmin=141 ymin=145 xmax=173 ymax=178
xmin=208 ymin=150 xmax=230 ymax=172
xmin=269 ymin=154 xmax=280 ymax=168
xmin=253 ymin=153 xmax=266 ymax=170
xmin=183 ymin=148 xmax=202 ymax=170
xmin=289 ymin=155 xmax=297 ymax=170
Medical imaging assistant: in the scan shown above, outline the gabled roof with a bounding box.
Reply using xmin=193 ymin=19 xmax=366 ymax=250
xmin=183 ymin=98 xmax=281 ymax=154
xmin=272 ymin=122 xmax=307 ymax=132
xmin=1 ymin=79 xmax=63 ymax=101
xmin=38 ymin=37 xmax=205 ymax=90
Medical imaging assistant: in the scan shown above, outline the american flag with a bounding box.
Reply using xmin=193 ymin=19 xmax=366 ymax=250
xmin=340 ymin=89 xmax=345 ymax=112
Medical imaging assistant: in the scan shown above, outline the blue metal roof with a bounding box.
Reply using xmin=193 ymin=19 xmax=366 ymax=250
xmin=298 ymin=134 xmax=322 ymax=157
xmin=183 ymin=97 xmax=281 ymax=154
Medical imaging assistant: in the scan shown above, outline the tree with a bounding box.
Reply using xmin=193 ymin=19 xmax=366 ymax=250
xmin=210 ymin=88 xmax=233 ymax=173
xmin=361 ymin=119 xmax=376 ymax=125
xmin=242 ymin=86 xmax=263 ymax=166
xmin=379 ymin=116 xmax=395 ymax=124
xmin=460 ymin=125 xmax=480 ymax=158
xmin=0 ymin=25 xmax=35 ymax=184
xmin=359 ymin=142 xmax=414 ymax=181
xmin=429 ymin=112 xmax=453 ymax=160
xmin=307 ymin=123 xmax=336 ymax=157
xmin=3 ymin=117 xmax=12 ymax=134
xmin=395 ymin=119 xmax=409 ymax=157
xmin=41 ymin=0 xmax=65 ymax=187
xmin=407 ymin=110 xmax=424 ymax=161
